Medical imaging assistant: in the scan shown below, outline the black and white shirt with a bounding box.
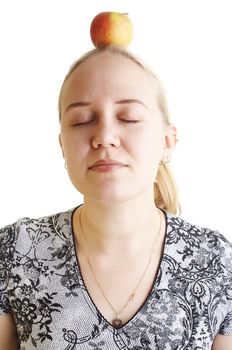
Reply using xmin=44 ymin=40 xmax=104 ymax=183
xmin=0 ymin=205 xmax=232 ymax=349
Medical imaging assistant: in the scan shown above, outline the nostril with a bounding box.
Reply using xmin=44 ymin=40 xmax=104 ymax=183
xmin=91 ymin=135 xmax=120 ymax=149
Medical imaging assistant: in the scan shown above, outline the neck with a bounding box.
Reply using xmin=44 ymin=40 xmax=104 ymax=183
xmin=73 ymin=195 xmax=165 ymax=258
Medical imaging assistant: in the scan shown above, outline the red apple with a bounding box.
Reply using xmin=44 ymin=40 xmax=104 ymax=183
xmin=90 ymin=12 xmax=133 ymax=48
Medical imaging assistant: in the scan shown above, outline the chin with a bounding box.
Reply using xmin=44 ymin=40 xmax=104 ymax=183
xmin=72 ymin=177 xmax=152 ymax=203
xmin=85 ymin=187 xmax=150 ymax=205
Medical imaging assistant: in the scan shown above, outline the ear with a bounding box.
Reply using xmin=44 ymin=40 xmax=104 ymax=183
xmin=162 ymin=124 xmax=178 ymax=163
xmin=58 ymin=134 xmax=65 ymax=159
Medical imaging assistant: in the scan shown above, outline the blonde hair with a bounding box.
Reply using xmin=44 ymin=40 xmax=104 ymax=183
xmin=58 ymin=46 xmax=180 ymax=216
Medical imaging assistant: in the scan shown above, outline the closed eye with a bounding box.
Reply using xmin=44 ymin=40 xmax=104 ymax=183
xmin=72 ymin=120 xmax=94 ymax=126
xmin=120 ymin=119 xmax=139 ymax=124
xmin=73 ymin=119 xmax=139 ymax=126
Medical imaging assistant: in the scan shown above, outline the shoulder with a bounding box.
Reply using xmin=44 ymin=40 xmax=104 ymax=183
xmin=166 ymin=212 xmax=232 ymax=250
xmin=0 ymin=207 xmax=76 ymax=248
xmin=165 ymin=212 xmax=232 ymax=273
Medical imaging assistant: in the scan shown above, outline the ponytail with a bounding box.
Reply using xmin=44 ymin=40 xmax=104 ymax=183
xmin=154 ymin=163 xmax=180 ymax=215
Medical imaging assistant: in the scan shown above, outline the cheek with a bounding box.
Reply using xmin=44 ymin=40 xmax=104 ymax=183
xmin=126 ymin=127 xmax=164 ymax=159
xmin=61 ymin=132 xmax=88 ymax=162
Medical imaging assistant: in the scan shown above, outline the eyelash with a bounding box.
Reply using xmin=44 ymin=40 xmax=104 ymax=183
xmin=124 ymin=120 xmax=139 ymax=123
xmin=73 ymin=119 xmax=139 ymax=126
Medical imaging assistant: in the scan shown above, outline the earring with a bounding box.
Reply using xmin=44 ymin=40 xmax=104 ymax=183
xmin=160 ymin=155 xmax=171 ymax=165
xmin=64 ymin=163 xmax=67 ymax=169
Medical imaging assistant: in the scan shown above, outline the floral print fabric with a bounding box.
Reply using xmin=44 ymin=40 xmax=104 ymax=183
xmin=0 ymin=206 xmax=232 ymax=349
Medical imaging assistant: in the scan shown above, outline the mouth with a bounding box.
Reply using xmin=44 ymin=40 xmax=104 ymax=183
xmin=89 ymin=159 xmax=127 ymax=172
xmin=89 ymin=159 xmax=126 ymax=167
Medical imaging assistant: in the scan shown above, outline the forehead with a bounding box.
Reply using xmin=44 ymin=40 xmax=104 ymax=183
xmin=61 ymin=52 xmax=157 ymax=109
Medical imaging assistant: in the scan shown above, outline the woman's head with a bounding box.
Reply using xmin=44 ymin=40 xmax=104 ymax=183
xmin=58 ymin=47 xmax=171 ymax=124
xmin=58 ymin=46 xmax=179 ymax=214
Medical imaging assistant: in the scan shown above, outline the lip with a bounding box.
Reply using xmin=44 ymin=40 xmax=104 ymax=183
xmin=89 ymin=159 xmax=126 ymax=170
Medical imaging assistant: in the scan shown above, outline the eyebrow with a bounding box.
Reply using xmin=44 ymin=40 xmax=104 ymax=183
xmin=64 ymin=98 xmax=148 ymax=114
xmin=115 ymin=99 xmax=148 ymax=109
xmin=65 ymin=102 xmax=91 ymax=113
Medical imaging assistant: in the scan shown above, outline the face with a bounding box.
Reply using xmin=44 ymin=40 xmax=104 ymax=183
xmin=59 ymin=52 xmax=176 ymax=204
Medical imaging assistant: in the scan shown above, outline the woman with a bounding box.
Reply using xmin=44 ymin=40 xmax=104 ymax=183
xmin=0 ymin=46 xmax=231 ymax=349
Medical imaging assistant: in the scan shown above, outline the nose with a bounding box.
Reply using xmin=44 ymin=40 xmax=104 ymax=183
xmin=91 ymin=122 xmax=121 ymax=149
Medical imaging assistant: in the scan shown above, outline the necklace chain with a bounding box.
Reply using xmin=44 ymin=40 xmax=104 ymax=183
xmin=78 ymin=206 xmax=163 ymax=328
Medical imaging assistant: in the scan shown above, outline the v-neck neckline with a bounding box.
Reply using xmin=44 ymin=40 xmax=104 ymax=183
xmin=69 ymin=204 xmax=169 ymax=332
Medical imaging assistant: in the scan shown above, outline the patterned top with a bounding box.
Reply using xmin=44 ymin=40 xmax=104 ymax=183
xmin=0 ymin=205 xmax=232 ymax=350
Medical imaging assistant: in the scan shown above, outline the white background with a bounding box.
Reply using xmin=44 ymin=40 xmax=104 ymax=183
xmin=0 ymin=1 xmax=231 ymax=239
